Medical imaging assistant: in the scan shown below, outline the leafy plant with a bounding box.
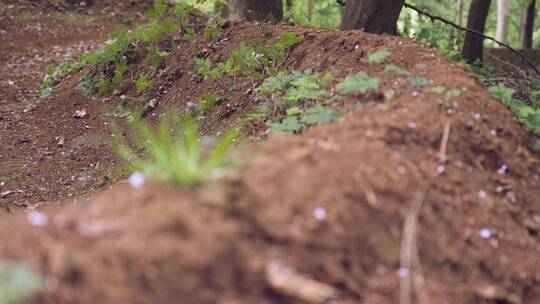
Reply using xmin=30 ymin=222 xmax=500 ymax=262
xmin=336 ymin=72 xmax=380 ymax=94
xmin=269 ymin=105 xmax=339 ymax=134
xmin=136 ymin=73 xmax=153 ymax=93
xmin=302 ymin=105 xmax=339 ymax=125
xmin=195 ymin=32 xmax=302 ymax=81
xmin=269 ymin=116 xmax=304 ymax=134
xmin=385 ymin=64 xmax=410 ymax=75
xmin=259 ymin=70 xmax=330 ymax=108
xmin=116 ymin=115 xmax=238 ymax=187
xmin=200 ymin=93 xmax=227 ymax=110
xmin=0 ymin=260 xmax=43 ymax=304
xmin=407 ymin=76 xmax=431 ymax=87
xmin=203 ymin=24 xmax=222 ymax=39
xmin=368 ymin=49 xmax=392 ymax=63
xmin=490 ymin=83 xmax=540 ymax=136
xmin=145 ymin=45 xmax=170 ymax=66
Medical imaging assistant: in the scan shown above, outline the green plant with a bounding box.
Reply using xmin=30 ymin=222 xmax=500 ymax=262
xmin=385 ymin=64 xmax=410 ymax=75
xmin=195 ymin=32 xmax=302 ymax=81
xmin=407 ymin=76 xmax=431 ymax=87
xmin=203 ymin=24 xmax=222 ymax=39
xmin=0 ymin=260 xmax=43 ymax=304
xmin=336 ymin=72 xmax=380 ymax=94
xmin=145 ymin=45 xmax=170 ymax=66
xmin=41 ymin=53 xmax=83 ymax=99
xmin=368 ymin=49 xmax=392 ymax=63
xmin=95 ymin=77 xmax=112 ymax=96
xmin=302 ymin=105 xmax=340 ymax=125
xmin=200 ymin=93 xmax=227 ymax=110
xmin=136 ymin=73 xmax=153 ymax=92
xmin=269 ymin=105 xmax=339 ymax=134
xmin=490 ymin=83 xmax=540 ymax=135
xmin=259 ymin=70 xmax=330 ymax=108
xmin=116 ymin=115 xmax=238 ymax=187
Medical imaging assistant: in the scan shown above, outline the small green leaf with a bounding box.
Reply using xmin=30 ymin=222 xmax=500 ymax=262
xmin=302 ymin=106 xmax=339 ymax=125
xmin=286 ymin=107 xmax=302 ymax=116
xmin=407 ymin=76 xmax=431 ymax=87
xmin=384 ymin=64 xmax=410 ymax=75
xmin=368 ymin=49 xmax=392 ymax=63
xmin=269 ymin=116 xmax=304 ymax=134
xmin=0 ymin=260 xmax=43 ymax=304
xmin=200 ymin=93 xmax=226 ymax=110
xmin=336 ymin=73 xmax=380 ymax=94
xmin=431 ymin=86 xmax=446 ymax=94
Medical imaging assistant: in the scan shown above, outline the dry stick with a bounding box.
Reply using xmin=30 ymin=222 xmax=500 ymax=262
xmin=484 ymin=51 xmax=528 ymax=78
xmin=399 ymin=186 xmax=431 ymax=304
xmin=438 ymin=121 xmax=451 ymax=162
xmin=402 ymin=3 xmax=540 ymax=77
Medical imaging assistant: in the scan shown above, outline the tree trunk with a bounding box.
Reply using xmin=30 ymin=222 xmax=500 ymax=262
xmin=462 ymin=0 xmax=492 ymax=63
xmin=456 ymin=0 xmax=463 ymax=26
xmin=495 ymin=0 xmax=510 ymax=46
xmin=340 ymin=0 xmax=406 ymax=34
xmin=308 ymin=0 xmax=314 ymax=21
xmin=520 ymin=0 xmax=536 ymax=48
xmin=229 ymin=0 xmax=283 ymax=23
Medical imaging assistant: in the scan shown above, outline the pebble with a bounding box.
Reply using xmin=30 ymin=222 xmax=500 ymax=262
xmin=128 ymin=172 xmax=145 ymax=189
xmin=27 ymin=211 xmax=48 ymax=227
xmin=479 ymin=228 xmax=492 ymax=239
xmin=497 ymin=164 xmax=508 ymax=175
xmin=397 ymin=267 xmax=410 ymax=278
xmin=478 ymin=190 xmax=487 ymax=200
xmin=313 ymin=207 xmax=327 ymax=221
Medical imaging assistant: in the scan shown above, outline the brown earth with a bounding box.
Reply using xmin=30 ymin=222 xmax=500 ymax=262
xmin=1 ymin=3 xmax=540 ymax=304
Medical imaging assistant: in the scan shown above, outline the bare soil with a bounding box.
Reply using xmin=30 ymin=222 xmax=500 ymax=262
xmin=1 ymin=3 xmax=540 ymax=304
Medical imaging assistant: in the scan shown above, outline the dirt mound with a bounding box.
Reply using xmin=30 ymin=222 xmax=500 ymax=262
xmin=1 ymin=13 xmax=540 ymax=304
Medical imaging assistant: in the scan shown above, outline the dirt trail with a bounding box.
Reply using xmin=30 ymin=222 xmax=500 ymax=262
xmin=0 ymin=5 xmax=129 ymax=211
xmin=1 ymin=3 xmax=540 ymax=304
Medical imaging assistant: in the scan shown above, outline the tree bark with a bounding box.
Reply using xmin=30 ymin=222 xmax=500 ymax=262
xmin=229 ymin=0 xmax=283 ymax=23
xmin=520 ymin=0 xmax=536 ymax=49
xmin=455 ymin=0 xmax=463 ymax=26
xmin=462 ymin=0 xmax=492 ymax=63
xmin=340 ymin=0 xmax=406 ymax=34
xmin=495 ymin=0 xmax=510 ymax=46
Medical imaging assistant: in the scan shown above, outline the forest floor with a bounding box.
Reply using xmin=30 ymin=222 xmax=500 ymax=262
xmin=1 ymin=2 xmax=540 ymax=304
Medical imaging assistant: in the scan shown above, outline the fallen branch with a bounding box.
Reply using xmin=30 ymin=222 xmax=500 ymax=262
xmin=399 ymin=185 xmax=431 ymax=304
xmin=402 ymin=3 xmax=540 ymax=77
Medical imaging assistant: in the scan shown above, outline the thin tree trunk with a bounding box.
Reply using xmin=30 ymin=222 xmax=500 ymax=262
xmin=520 ymin=0 xmax=536 ymax=48
xmin=229 ymin=0 xmax=283 ymax=23
xmin=340 ymin=0 xmax=405 ymax=34
xmin=495 ymin=0 xmax=510 ymax=46
xmin=456 ymin=0 xmax=463 ymax=26
xmin=462 ymin=0 xmax=492 ymax=63
xmin=307 ymin=0 xmax=314 ymax=22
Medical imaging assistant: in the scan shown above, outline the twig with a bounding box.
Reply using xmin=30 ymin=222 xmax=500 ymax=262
xmin=402 ymin=3 xmax=540 ymax=76
xmin=438 ymin=121 xmax=451 ymax=162
xmin=399 ymin=185 xmax=431 ymax=304
xmin=484 ymin=52 xmax=528 ymax=78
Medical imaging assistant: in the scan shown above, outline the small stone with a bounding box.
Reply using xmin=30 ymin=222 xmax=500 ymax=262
xmin=128 ymin=172 xmax=145 ymax=189
xmin=479 ymin=228 xmax=492 ymax=239
xmin=397 ymin=267 xmax=410 ymax=278
xmin=313 ymin=207 xmax=327 ymax=221
xmin=27 ymin=211 xmax=48 ymax=227
xmin=478 ymin=190 xmax=487 ymax=200
xmin=497 ymin=164 xmax=508 ymax=175
xmin=436 ymin=165 xmax=446 ymax=175
xmin=73 ymin=109 xmax=88 ymax=119
xmin=408 ymin=122 xmax=417 ymax=129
